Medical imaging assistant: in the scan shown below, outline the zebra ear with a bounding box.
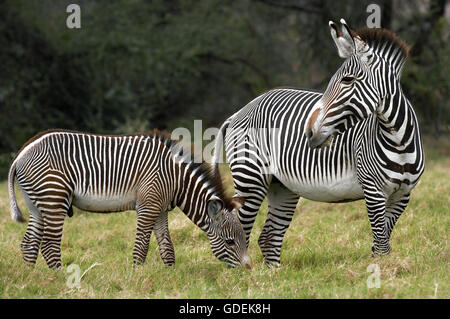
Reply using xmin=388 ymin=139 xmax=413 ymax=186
xmin=342 ymin=18 xmax=371 ymax=57
xmin=207 ymin=196 xmax=225 ymax=223
xmin=340 ymin=19 xmax=371 ymax=58
xmin=329 ymin=20 xmax=354 ymax=58
xmin=340 ymin=19 xmax=355 ymax=47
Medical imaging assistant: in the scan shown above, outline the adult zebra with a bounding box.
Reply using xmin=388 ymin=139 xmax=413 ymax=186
xmin=213 ymin=19 xmax=424 ymax=266
xmin=9 ymin=129 xmax=250 ymax=269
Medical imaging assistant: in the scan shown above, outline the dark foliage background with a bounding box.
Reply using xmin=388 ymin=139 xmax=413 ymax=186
xmin=0 ymin=0 xmax=448 ymax=178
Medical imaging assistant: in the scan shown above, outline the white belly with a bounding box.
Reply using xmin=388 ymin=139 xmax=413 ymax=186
xmin=72 ymin=192 xmax=136 ymax=212
xmin=278 ymin=171 xmax=364 ymax=203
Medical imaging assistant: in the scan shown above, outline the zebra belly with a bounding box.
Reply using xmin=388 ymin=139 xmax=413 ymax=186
xmin=279 ymin=171 xmax=364 ymax=203
xmin=72 ymin=192 xmax=137 ymax=213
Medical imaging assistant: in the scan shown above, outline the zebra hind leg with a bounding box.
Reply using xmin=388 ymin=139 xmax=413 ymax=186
xmin=35 ymin=172 xmax=72 ymax=269
xmin=154 ymin=211 xmax=175 ymax=266
xmin=20 ymin=195 xmax=44 ymax=265
xmin=234 ymin=177 xmax=267 ymax=248
xmin=41 ymin=210 xmax=66 ymax=269
xmin=259 ymin=180 xmax=300 ymax=267
xmin=363 ymin=185 xmax=390 ymax=256
xmin=230 ymin=165 xmax=270 ymax=248
xmin=385 ymin=193 xmax=411 ymax=248
xmin=133 ymin=201 xmax=160 ymax=266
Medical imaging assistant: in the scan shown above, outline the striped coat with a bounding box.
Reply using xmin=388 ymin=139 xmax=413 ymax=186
xmin=213 ymin=21 xmax=424 ymax=266
xmin=9 ymin=130 xmax=250 ymax=269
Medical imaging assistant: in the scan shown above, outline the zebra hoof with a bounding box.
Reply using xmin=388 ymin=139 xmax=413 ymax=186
xmin=164 ymin=262 xmax=175 ymax=267
xmin=22 ymin=260 xmax=37 ymax=268
xmin=132 ymin=260 xmax=145 ymax=267
xmin=49 ymin=262 xmax=62 ymax=270
xmin=371 ymin=245 xmax=390 ymax=257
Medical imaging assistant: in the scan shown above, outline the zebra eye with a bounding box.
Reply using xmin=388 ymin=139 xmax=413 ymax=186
xmin=225 ymin=239 xmax=235 ymax=246
xmin=341 ymin=76 xmax=355 ymax=84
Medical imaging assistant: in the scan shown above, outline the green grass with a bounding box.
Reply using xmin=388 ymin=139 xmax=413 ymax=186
xmin=0 ymin=135 xmax=448 ymax=298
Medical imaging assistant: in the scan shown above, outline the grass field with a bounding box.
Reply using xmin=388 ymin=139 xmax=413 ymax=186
xmin=0 ymin=136 xmax=448 ymax=299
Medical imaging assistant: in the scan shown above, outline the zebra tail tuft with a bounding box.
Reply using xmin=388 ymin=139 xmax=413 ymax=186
xmin=8 ymin=161 xmax=25 ymax=223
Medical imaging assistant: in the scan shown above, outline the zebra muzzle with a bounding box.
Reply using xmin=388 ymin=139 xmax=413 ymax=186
xmin=242 ymin=254 xmax=252 ymax=269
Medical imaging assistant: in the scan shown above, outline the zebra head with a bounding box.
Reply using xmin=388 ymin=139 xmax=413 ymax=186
xmin=305 ymin=19 xmax=405 ymax=148
xmin=205 ymin=195 xmax=251 ymax=269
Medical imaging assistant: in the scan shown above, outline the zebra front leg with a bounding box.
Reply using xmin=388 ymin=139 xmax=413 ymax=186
xmin=133 ymin=202 xmax=160 ymax=266
xmin=154 ymin=211 xmax=175 ymax=266
xmin=259 ymin=180 xmax=300 ymax=267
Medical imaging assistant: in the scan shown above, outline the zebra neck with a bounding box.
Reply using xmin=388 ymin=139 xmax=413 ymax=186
xmin=175 ymin=161 xmax=210 ymax=231
xmin=376 ymin=87 xmax=420 ymax=147
xmin=373 ymin=44 xmax=407 ymax=78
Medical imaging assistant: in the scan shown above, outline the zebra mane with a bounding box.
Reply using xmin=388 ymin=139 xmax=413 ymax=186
xmin=183 ymin=160 xmax=234 ymax=210
xmin=170 ymin=140 xmax=233 ymax=210
xmin=160 ymin=133 xmax=234 ymax=211
xmin=355 ymin=28 xmax=409 ymax=60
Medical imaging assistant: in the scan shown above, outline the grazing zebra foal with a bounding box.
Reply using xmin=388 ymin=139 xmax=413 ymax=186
xmin=213 ymin=20 xmax=424 ymax=266
xmin=9 ymin=129 xmax=250 ymax=269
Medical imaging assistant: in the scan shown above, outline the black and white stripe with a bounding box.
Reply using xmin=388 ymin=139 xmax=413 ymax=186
xmin=214 ymin=20 xmax=424 ymax=266
xmin=9 ymin=130 xmax=250 ymax=269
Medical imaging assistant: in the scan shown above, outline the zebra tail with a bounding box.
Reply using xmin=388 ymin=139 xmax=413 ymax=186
xmin=8 ymin=160 xmax=25 ymax=223
xmin=212 ymin=118 xmax=232 ymax=172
